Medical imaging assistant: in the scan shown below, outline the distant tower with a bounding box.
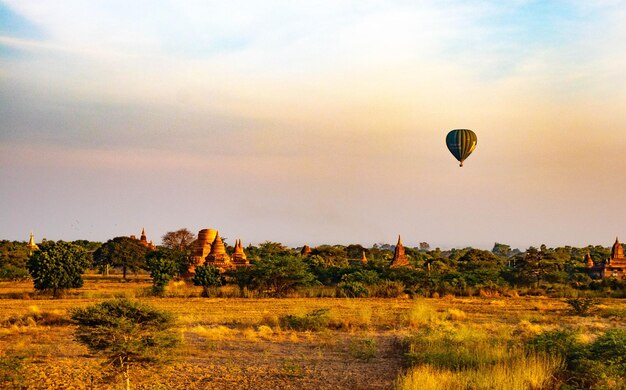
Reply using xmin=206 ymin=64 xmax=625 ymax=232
xmin=390 ymin=235 xmax=411 ymax=268
xmin=361 ymin=251 xmax=368 ymax=265
xmin=188 ymin=228 xmax=217 ymax=275
xmin=231 ymin=239 xmax=249 ymax=267
xmin=585 ymin=252 xmax=594 ymax=268
xmin=611 ymin=237 xmax=624 ymax=260
xmin=205 ymin=231 xmax=233 ymax=271
xmin=26 ymin=232 xmax=39 ymax=255
xmin=300 ymin=245 xmax=312 ymax=256
xmin=140 ymin=228 xmax=147 ymax=244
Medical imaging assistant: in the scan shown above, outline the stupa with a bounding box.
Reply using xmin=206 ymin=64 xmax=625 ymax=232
xmin=26 ymin=232 xmax=39 ymax=255
xmin=231 ymin=239 xmax=249 ymax=267
xmin=390 ymin=235 xmax=411 ymax=268
xmin=205 ymin=231 xmax=233 ymax=271
xmin=300 ymin=245 xmax=312 ymax=256
xmin=188 ymin=228 xmax=217 ymax=274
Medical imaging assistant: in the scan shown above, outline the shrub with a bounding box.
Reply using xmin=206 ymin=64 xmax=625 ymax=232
xmin=0 ymin=353 xmax=27 ymax=388
xmin=349 ymin=338 xmax=377 ymax=362
xmin=280 ymin=308 xmax=330 ymax=331
xmin=336 ymin=281 xmax=369 ymax=298
xmin=193 ymin=264 xmax=223 ymax=297
xmin=371 ymin=280 xmax=405 ymax=298
xmin=145 ymin=250 xmax=179 ymax=295
xmin=589 ymin=328 xmax=626 ymax=375
xmin=565 ymin=297 xmax=598 ymax=316
xmin=0 ymin=265 xmax=30 ymax=281
xmin=70 ymin=299 xmax=180 ymax=390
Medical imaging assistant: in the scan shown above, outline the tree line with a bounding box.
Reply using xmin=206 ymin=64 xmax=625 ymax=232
xmin=1 ymin=231 xmax=625 ymax=298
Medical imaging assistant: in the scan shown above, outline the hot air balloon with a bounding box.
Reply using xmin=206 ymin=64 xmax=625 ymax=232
xmin=446 ymin=129 xmax=477 ymax=167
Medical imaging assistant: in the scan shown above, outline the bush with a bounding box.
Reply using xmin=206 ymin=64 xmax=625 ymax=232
xmin=280 ymin=308 xmax=330 ymax=331
xmin=70 ymin=299 xmax=180 ymax=390
xmin=371 ymin=280 xmax=405 ymax=298
xmin=145 ymin=250 xmax=179 ymax=295
xmin=589 ymin=328 xmax=626 ymax=374
xmin=349 ymin=338 xmax=377 ymax=362
xmin=0 ymin=265 xmax=30 ymax=281
xmin=336 ymin=281 xmax=369 ymax=298
xmin=565 ymin=297 xmax=598 ymax=316
xmin=193 ymin=264 xmax=223 ymax=297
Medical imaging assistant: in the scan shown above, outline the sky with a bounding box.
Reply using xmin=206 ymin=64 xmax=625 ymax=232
xmin=1 ymin=1 xmax=625 ymax=250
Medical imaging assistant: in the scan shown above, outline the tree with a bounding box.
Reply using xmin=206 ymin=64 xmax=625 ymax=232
xmin=249 ymin=255 xmax=316 ymax=296
xmin=161 ymin=229 xmax=195 ymax=252
xmin=193 ymin=264 xmax=223 ymax=297
xmin=93 ymin=237 xmax=148 ymax=279
xmin=419 ymin=242 xmax=430 ymax=251
xmin=71 ymin=299 xmax=179 ymax=390
xmin=145 ymin=250 xmax=179 ymax=295
xmin=27 ymin=241 xmax=90 ymax=297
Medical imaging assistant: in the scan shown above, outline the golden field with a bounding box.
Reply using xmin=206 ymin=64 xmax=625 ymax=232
xmin=1 ymin=275 xmax=625 ymax=389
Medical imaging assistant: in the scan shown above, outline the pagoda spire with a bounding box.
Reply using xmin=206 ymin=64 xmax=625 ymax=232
xmin=27 ymin=231 xmax=39 ymax=255
xmin=391 ymin=234 xmax=410 ymax=268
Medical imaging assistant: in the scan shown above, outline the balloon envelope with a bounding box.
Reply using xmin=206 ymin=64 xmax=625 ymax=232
xmin=446 ymin=129 xmax=477 ymax=167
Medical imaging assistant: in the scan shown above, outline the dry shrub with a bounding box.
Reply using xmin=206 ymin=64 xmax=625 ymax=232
xmin=261 ymin=312 xmax=280 ymax=328
xmin=442 ymin=294 xmax=455 ymax=301
xmin=431 ymin=292 xmax=440 ymax=299
xmin=328 ymin=306 xmax=372 ymax=331
xmin=479 ymin=289 xmax=500 ymax=298
xmin=396 ymin=353 xmax=562 ymax=390
xmin=405 ymin=301 xmax=441 ymax=329
xmin=242 ymin=328 xmax=258 ymax=341
xmin=1 ymin=307 xmax=68 ymax=327
xmin=446 ymin=309 xmax=467 ymax=321
xmin=257 ymin=325 xmax=274 ymax=339
xmin=189 ymin=325 xmax=236 ymax=341
xmin=514 ymin=320 xmax=543 ymax=339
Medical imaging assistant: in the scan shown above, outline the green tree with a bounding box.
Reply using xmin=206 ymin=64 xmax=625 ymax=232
xmin=93 ymin=237 xmax=148 ymax=279
xmin=27 ymin=241 xmax=90 ymax=297
xmin=145 ymin=250 xmax=179 ymax=295
xmin=249 ymin=255 xmax=316 ymax=296
xmin=71 ymin=299 xmax=179 ymax=390
xmin=193 ymin=264 xmax=223 ymax=297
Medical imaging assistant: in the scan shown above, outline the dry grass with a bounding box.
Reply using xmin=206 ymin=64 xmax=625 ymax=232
xmin=1 ymin=276 xmax=625 ymax=389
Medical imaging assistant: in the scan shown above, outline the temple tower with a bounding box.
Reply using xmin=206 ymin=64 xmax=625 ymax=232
xmin=361 ymin=251 xmax=368 ymax=265
xmin=231 ymin=239 xmax=249 ymax=267
xmin=300 ymin=245 xmax=312 ymax=256
xmin=205 ymin=231 xmax=233 ymax=271
xmin=611 ymin=237 xmax=624 ymax=260
xmin=188 ymin=228 xmax=217 ymax=274
xmin=585 ymin=252 xmax=594 ymax=268
xmin=26 ymin=232 xmax=39 ymax=255
xmin=390 ymin=235 xmax=411 ymax=268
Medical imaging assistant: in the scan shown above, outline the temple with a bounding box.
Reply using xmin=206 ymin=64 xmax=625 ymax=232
xmin=300 ymin=245 xmax=311 ymax=256
xmin=204 ymin=231 xmax=233 ymax=272
xmin=586 ymin=238 xmax=626 ymax=280
xmin=390 ymin=235 xmax=411 ymax=268
xmin=26 ymin=232 xmax=39 ymax=255
xmin=231 ymin=239 xmax=249 ymax=267
xmin=130 ymin=228 xmax=156 ymax=250
xmin=188 ymin=229 xmax=217 ymax=274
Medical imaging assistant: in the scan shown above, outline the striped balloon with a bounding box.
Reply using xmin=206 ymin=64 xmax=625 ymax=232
xmin=446 ymin=129 xmax=477 ymax=167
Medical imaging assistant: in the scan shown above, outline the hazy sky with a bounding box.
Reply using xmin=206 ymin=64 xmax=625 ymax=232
xmin=1 ymin=1 xmax=625 ymax=250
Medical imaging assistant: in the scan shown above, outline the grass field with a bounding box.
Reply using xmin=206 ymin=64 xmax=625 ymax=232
xmin=1 ymin=275 xmax=625 ymax=389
